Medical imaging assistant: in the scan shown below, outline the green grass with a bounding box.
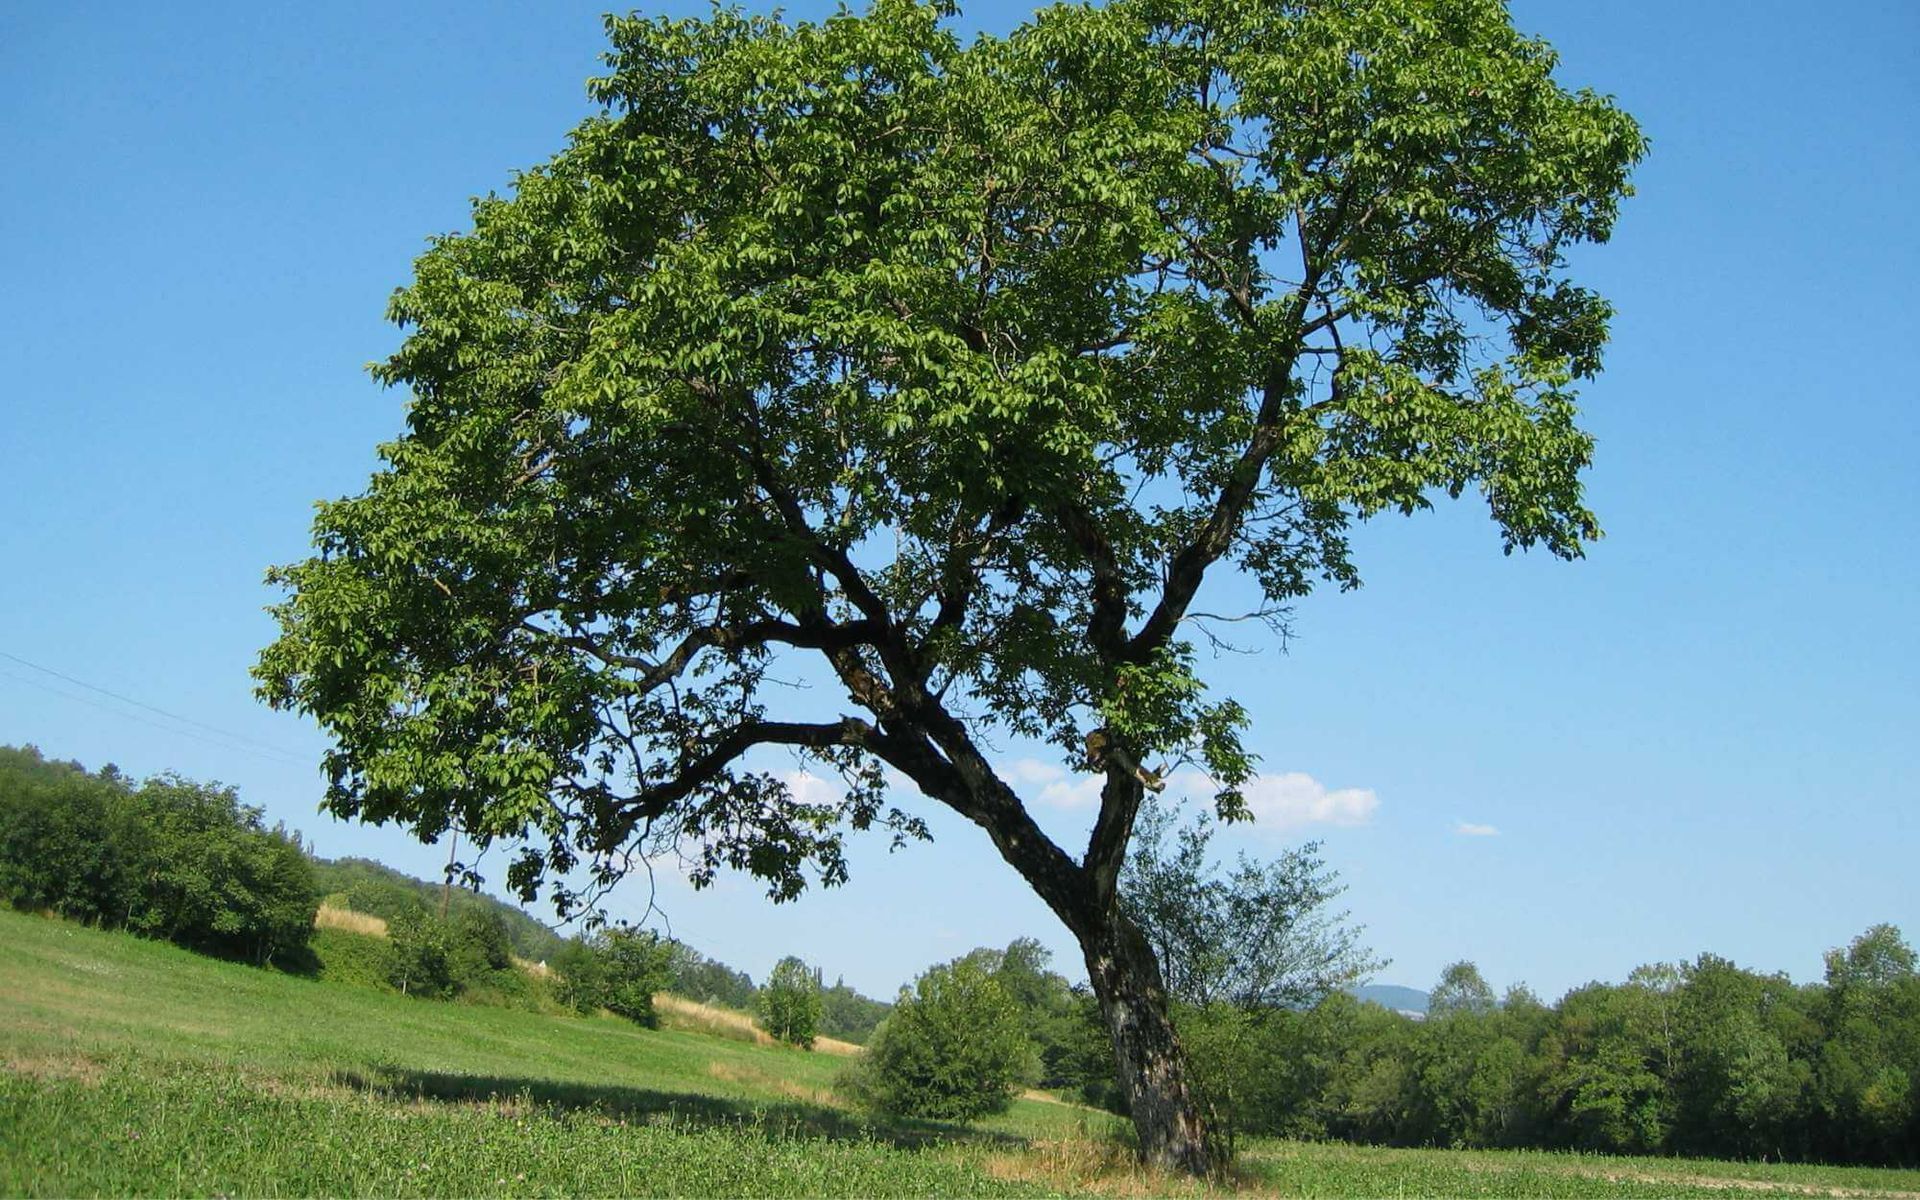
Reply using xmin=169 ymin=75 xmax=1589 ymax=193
xmin=4 ymin=909 xmax=1918 ymax=1198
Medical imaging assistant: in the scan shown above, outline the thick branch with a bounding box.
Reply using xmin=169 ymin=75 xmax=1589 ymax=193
xmin=1085 ymin=765 xmax=1146 ymax=912
xmin=1055 ymin=499 xmax=1130 ymax=660
xmin=1124 ymin=182 xmax=1359 ymax=661
xmin=617 ymin=717 xmax=880 ymax=829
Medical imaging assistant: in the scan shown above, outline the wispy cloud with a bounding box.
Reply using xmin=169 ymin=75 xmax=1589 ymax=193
xmin=1454 ymin=821 xmax=1500 ymax=837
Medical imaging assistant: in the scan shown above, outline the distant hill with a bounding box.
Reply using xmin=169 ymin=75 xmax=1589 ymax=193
xmin=1351 ymin=983 xmax=1429 ymax=1015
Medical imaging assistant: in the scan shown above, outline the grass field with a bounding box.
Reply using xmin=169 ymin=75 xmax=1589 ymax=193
xmin=4 ymin=910 xmax=1918 ymax=1198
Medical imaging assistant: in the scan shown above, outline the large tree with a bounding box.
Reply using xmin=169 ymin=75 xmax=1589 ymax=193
xmin=256 ymin=0 xmax=1641 ymax=1171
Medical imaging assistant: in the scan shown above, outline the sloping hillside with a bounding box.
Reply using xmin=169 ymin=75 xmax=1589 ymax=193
xmin=9 ymin=911 xmax=1918 ymax=1198
xmin=310 ymin=856 xmax=568 ymax=962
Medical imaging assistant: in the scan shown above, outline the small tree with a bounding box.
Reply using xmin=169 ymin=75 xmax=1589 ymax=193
xmin=761 ymin=955 xmax=822 ymax=1048
xmin=599 ymin=927 xmax=672 ymax=1026
xmin=1429 ymin=961 xmax=1498 ymax=1018
xmin=552 ymin=937 xmax=611 ymax=1014
xmin=859 ymin=957 xmax=1030 ymax=1122
xmin=449 ymin=907 xmax=515 ymax=984
xmin=388 ymin=907 xmax=456 ymax=998
xmin=1122 ymin=798 xmax=1381 ymax=1010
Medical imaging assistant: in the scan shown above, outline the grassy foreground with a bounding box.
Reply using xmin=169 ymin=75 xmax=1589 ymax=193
xmin=4 ymin=911 xmax=1919 ymax=1198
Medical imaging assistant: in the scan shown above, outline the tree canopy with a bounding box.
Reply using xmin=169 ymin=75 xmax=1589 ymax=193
xmin=256 ymin=0 xmax=1642 ymax=1170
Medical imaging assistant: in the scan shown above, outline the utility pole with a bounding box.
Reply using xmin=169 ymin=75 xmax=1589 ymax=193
xmin=440 ymin=824 xmax=458 ymax=920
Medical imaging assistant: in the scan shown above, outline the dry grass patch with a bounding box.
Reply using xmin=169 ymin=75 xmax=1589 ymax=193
xmin=705 ymin=1059 xmax=840 ymax=1107
xmin=656 ymin=993 xmax=774 ymax=1045
xmin=980 ymin=1133 xmax=1242 ymax=1198
xmin=653 ymin=993 xmax=862 ymax=1055
xmin=314 ymin=904 xmax=387 ymax=937
xmin=3 ymin=1052 xmax=108 ymax=1085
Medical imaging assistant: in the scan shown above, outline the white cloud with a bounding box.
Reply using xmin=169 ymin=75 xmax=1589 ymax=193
xmin=1235 ymin=771 xmax=1379 ymax=833
xmin=1454 ymin=821 xmax=1500 ymax=837
xmin=783 ymin=769 xmax=843 ymax=807
xmin=1004 ymin=757 xmax=1106 ymax=809
xmin=1003 ymin=758 xmax=1067 ymax=787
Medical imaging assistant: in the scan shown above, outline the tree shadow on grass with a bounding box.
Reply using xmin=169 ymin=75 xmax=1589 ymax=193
xmin=331 ymin=1066 xmax=1027 ymax=1153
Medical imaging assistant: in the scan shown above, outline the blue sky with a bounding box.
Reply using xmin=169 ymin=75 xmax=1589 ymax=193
xmin=2 ymin=0 xmax=1914 ymax=1002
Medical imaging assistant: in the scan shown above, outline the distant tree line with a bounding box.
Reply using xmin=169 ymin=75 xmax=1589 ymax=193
xmin=0 ymin=746 xmax=314 ymax=965
xmin=1174 ymin=930 xmax=1919 ymax=1168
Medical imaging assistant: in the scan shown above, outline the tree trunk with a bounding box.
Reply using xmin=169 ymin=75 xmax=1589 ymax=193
xmin=1077 ymin=909 xmax=1214 ymax=1176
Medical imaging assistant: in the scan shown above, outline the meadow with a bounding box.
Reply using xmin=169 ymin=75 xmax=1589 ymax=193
xmin=4 ymin=909 xmax=1918 ymax=1198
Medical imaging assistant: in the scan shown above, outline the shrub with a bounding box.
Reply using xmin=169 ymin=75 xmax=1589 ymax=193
xmin=858 ymin=957 xmax=1029 ymax=1123
xmin=449 ymin=908 xmax=514 ymax=982
xmin=311 ymin=926 xmax=397 ymax=991
xmin=760 ymin=956 xmax=821 ymax=1049
xmin=552 ymin=928 xmax=671 ymax=1026
xmin=598 ymin=928 xmax=672 ymax=1026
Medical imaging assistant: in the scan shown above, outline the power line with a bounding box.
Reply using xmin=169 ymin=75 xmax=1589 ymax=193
xmin=0 ymin=650 xmax=311 ymax=767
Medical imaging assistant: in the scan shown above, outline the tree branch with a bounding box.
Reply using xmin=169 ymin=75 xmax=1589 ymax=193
xmin=616 ymin=716 xmax=882 ymax=830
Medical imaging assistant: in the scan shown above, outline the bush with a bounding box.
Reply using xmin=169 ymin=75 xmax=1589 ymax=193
xmin=552 ymin=938 xmax=608 ymax=1013
xmin=311 ymin=926 xmax=397 ymax=991
xmin=552 ymin=928 xmax=671 ymax=1026
xmin=449 ymin=908 xmax=514 ymax=980
xmin=760 ymin=956 xmax=821 ymax=1049
xmin=598 ymin=928 xmax=672 ymax=1026
xmin=855 ymin=957 xmax=1029 ymax=1123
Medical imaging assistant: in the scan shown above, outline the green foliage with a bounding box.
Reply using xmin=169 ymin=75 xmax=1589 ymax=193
xmin=1161 ymin=931 xmax=1920 ymax=1168
xmin=761 ymin=956 xmax=823 ymax=1049
xmin=309 ymin=926 xmax=399 ymax=992
xmin=449 ymin=908 xmax=515 ymax=976
xmin=254 ymin=0 xmax=1644 ymax=925
xmin=252 ymin=0 xmax=1643 ymax=1162
xmin=666 ymin=941 xmax=760 ymax=1010
xmin=854 ymin=957 xmax=1031 ymax=1123
xmin=387 ymin=907 xmax=457 ymax=999
xmin=308 ymin=857 xmax=566 ymax=962
xmin=552 ymin=938 xmax=610 ymax=1014
xmin=599 ymin=928 xmax=674 ymax=1026
xmin=820 ymin=977 xmax=893 ymax=1044
xmin=552 ymin=927 xmax=672 ymax=1026
xmin=1122 ymin=798 xmax=1381 ymax=1009
xmin=8 ymin=908 xmax=1920 ymax=1195
xmin=1429 ymin=961 xmax=1499 ymax=1018
xmin=947 ymin=939 xmax=1105 ymax=1091
xmin=0 ymin=746 xmax=315 ymax=966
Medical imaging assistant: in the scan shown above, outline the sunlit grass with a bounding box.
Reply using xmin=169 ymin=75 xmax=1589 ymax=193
xmin=4 ymin=910 xmax=1918 ymax=1198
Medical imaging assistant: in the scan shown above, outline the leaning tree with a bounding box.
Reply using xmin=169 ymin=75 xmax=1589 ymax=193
xmin=257 ymin=0 xmax=1641 ymax=1172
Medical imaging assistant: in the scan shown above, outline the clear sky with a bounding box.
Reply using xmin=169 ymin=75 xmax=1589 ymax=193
xmin=2 ymin=0 xmax=1914 ymax=1003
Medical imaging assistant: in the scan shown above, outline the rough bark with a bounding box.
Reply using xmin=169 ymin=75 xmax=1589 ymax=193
xmin=1077 ymin=908 xmax=1214 ymax=1176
